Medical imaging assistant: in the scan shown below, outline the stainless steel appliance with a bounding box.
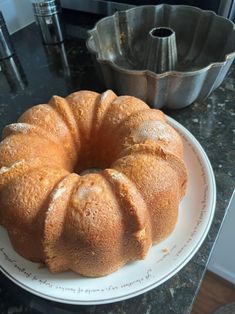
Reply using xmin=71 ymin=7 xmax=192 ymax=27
xmin=32 ymin=0 xmax=64 ymax=44
xmin=61 ymin=0 xmax=235 ymax=20
xmin=0 ymin=11 xmax=14 ymax=60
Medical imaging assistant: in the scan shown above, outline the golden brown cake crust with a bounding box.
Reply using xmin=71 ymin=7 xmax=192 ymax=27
xmin=0 ymin=90 xmax=188 ymax=277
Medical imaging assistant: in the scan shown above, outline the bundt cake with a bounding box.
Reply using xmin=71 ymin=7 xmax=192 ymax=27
xmin=0 ymin=90 xmax=187 ymax=277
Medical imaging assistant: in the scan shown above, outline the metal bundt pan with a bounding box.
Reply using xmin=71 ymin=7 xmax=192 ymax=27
xmin=86 ymin=5 xmax=235 ymax=109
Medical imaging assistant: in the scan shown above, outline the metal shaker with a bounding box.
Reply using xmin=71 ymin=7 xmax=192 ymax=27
xmin=0 ymin=55 xmax=27 ymax=91
xmin=32 ymin=0 xmax=64 ymax=44
xmin=0 ymin=11 xmax=14 ymax=60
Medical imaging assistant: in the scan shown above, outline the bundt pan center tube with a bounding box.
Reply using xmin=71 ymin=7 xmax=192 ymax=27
xmin=144 ymin=27 xmax=178 ymax=73
xmin=86 ymin=5 xmax=235 ymax=109
xmin=0 ymin=90 xmax=188 ymax=277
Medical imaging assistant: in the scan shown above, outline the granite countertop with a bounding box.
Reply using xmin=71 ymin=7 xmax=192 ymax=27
xmin=0 ymin=10 xmax=234 ymax=314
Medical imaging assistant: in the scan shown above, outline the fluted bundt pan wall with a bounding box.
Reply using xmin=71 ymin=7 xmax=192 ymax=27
xmin=0 ymin=90 xmax=187 ymax=277
xmin=87 ymin=5 xmax=235 ymax=109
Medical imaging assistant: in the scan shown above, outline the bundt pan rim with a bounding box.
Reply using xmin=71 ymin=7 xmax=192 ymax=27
xmin=86 ymin=4 xmax=235 ymax=109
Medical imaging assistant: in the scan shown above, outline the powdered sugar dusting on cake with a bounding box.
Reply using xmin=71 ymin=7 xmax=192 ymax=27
xmin=52 ymin=186 xmax=66 ymax=201
xmin=7 ymin=121 xmax=67 ymax=144
xmin=75 ymin=185 xmax=102 ymax=200
xmin=112 ymin=97 xmax=123 ymax=106
xmin=0 ymin=160 xmax=24 ymax=174
xmin=132 ymin=120 xmax=172 ymax=143
xmin=0 ymin=138 xmax=17 ymax=155
xmin=7 ymin=123 xmax=33 ymax=134
xmin=36 ymin=105 xmax=51 ymax=112
xmin=110 ymin=171 xmax=126 ymax=182
xmin=47 ymin=186 xmax=67 ymax=212
xmin=100 ymin=90 xmax=110 ymax=102
xmin=109 ymin=171 xmax=136 ymax=193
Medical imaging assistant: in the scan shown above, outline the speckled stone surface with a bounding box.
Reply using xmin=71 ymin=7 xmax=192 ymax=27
xmin=0 ymin=10 xmax=234 ymax=314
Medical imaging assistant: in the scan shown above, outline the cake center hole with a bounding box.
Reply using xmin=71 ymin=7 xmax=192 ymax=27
xmin=150 ymin=27 xmax=173 ymax=38
xmin=80 ymin=168 xmax=101 ymax=176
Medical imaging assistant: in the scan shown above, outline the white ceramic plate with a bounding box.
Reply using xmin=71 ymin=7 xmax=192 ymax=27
xmin=0 ymin=116 xmax=216 ymax=305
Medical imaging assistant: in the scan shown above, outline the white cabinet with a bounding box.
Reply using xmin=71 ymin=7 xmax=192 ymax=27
xmin=0 ymin=0 xmax=34 ymax=34
xmin=208 ymin=190 xmax=235 ymax=284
